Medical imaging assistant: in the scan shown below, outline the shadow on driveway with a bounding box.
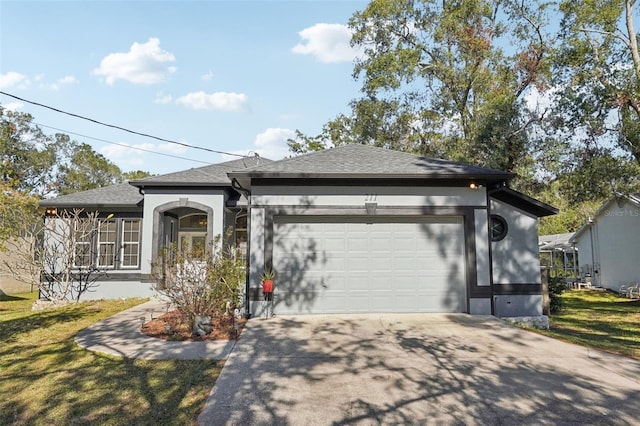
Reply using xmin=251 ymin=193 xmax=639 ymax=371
xmin=198 ymin=314 xmax=640 ymax=425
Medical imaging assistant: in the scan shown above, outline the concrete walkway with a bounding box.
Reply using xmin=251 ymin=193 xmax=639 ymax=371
xmin=74 ymin=299 xmax=236 ymax=360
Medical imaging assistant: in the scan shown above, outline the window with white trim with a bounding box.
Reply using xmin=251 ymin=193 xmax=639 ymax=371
xmin=121 ymin=219 xmax=140 ymax=268
xmin=97 ymin=220 xmax=117 ymax=267
xmin=70 ymin=216 xmax=142 ymax=270
xmin=73 ymin=220 xmax=92 ymax=268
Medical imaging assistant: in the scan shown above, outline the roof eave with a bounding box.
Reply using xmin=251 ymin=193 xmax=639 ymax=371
xmin=226 ymin=171 xmax=516 ymax=181
xmin=491 ymin=187 xmax=558 ymax=217
xmin=129 ymin=181 xmax=232 ymax=188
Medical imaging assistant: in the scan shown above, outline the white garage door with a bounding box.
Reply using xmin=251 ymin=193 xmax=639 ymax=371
xmin=272 ymin=216 xmax=467 ymax=314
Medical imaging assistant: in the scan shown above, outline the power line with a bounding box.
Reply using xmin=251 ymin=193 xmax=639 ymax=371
xmin=0 ymin=91 xmax=250 ymax=158
xmin=34 ymin=122 xmax=214 ymax=165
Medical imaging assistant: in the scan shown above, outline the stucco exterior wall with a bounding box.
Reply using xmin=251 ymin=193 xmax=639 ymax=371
xmin=139 ymin=189 xmax=227 ymax=274
xmin=490 ymin=199 xmax=542 ymax=317
xmin=251 ymin=185 xmax=488 ymax=207
xmin=576 ymin=200 xmax=640 ymax=289
xmin=491 ymin=199 xmax=541 ymax=285
xmin=75 ymin=280 xmax=155 ymax=301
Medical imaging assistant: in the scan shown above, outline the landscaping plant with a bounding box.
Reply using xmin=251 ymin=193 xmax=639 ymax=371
xmin=548 ymin=275 xmax=565 ymax=314
xmin=152 ymin=237 xmax=245 ymax=334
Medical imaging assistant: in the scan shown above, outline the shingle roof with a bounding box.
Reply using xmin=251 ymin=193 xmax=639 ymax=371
xmin=40 ymin=156 xmax=271 ymax=208
xmin=229 ymin=144 xmax=515 ymax=180
xmin=130 ymin=156 xmax=271 ymax=187
xmin=39 ymin=183 xmax=143 ymax=208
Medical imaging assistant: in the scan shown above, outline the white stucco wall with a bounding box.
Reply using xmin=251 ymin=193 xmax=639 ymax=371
xmin=139 ymin=189 xmax=227 ymax=274
xmin=491 ymin=199 xmax=541 ymax=285
xmin=575 ymin=200 xmax=640 ymax=290
xmin=251 ymin=185 xmax=487 ymax=207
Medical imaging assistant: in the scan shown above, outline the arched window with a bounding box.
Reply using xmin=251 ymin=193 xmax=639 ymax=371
xmin=179 ymin=213 xmax=207 ymax=230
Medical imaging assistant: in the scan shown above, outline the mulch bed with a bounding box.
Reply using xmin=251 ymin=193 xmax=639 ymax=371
xmin=141 ymin=310 xmax=247 ymax=341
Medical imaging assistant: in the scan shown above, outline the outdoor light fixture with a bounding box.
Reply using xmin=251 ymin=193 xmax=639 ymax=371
xmin=469 ymin=182 xmax=480 ymax=190
xmin=45 ymin=207 xmax=57 ymax=216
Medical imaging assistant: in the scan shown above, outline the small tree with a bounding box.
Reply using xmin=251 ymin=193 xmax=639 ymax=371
xmin=152 ymin=237 xmax=245 ymax=330
xmin=1 ymin=207 xmax=109 ymax=302
xmin=548 ymin=276 xmax=566 ymax=314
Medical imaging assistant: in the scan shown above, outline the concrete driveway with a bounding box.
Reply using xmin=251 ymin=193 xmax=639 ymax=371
xmin=198 ymin=314 xmax=640 ymax=425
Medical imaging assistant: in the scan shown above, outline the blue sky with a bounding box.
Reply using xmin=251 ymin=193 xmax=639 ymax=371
xmin=0 ymin=0 xmax=369 ymax=175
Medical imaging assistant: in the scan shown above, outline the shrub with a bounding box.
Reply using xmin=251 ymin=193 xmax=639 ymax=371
xmin=152 ymin=238 xmax=245 ymax=326
xmin=548 ymin=276 xmax=565 ymax=314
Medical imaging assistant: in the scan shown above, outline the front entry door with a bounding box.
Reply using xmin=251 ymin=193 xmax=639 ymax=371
xmin=179 ymin=232 xmax=207 ymax=254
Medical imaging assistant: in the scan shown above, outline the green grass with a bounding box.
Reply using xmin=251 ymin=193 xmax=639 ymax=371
xmin=0 ymin=292 xmax=222 ymax=426
xmin=540 ymin=290 xmax=640 ymax=359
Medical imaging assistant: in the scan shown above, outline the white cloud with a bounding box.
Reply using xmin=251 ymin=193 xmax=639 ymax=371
xmin=223 ymin=128 xmax=295 ymax=161
xmin=201 ymin=70 xmax=214 ymax=81
xmin=154 ymin=92 xmax=173 ymax=104
xmin=176 ymin=91 xmax=248 ymax=112
xmin=2 ymin=102 xmax=24 ymax=111
xmin=45 ymin=75 xmax=77 ymax=91
xmin=92 ymin=37 xmax=176 ymax=85
xmin=100 ymin=141 xmax=188 ymax=166
xmin=291 ymin=23 xmax=362 ymax=63
xmin=0 ymin=71 xmax=29 ymax=89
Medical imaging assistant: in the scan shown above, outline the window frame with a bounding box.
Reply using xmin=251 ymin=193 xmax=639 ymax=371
xmin=490 ymin=214 xmax=508 ymax=242
xmin=96 ymin=219 xmax=117 ymax=268
xmin=72 ymin=219 xmax=93 ymax=269
xmin=69 ymin=215 xmax=142 ymax=271
xmin=120 ymin=219 xmax=141 ymax=269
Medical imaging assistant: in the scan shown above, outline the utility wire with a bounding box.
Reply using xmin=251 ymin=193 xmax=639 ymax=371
xmin=0 ymin=91 xmax=250 ymax=158
xmin=35 ymin=122 xmax=214 ymax=165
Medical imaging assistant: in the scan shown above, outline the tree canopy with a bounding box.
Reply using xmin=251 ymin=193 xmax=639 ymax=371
xmin=0 ymin=105 xmax=152 ymax=246
xmin=290 ymin=0 xmax=554 ymax=178
xmin=289 ymin=0 xmax=640 ymax=231
xmin=0 ymin=105 xmax=151 ymax=197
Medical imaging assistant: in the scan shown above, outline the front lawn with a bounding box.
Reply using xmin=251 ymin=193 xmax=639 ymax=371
xmin=0 ymin=292 xmax=222 ymax=425
xmin=540 ymin=290 xmax=640 ymax=359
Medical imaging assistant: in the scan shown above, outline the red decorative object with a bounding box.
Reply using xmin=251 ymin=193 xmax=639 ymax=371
xmin=262 ymin=280 xmax=273 ymax=293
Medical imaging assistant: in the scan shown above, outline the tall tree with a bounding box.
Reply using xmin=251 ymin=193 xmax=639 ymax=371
xmin=555 ymin=0 xmax=640 ymax=164
xmin=0 ymin=107 xmax=59 ymax=196
xmin=289 ymin=0 xmax=554 ymax=176
xmin=55 ymin=137 xmax=123 ymax=195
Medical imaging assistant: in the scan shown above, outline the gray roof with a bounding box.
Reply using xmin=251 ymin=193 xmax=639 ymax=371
xmin=130 ymin=156 xmax=270 ymax=187
xmin=229 ymin=144 xmax=515 ymax=180
xmin=40 ymin=156 xmax=270 ymax=208
xmin=539 ymin=233 xmax=576 ymax=251
xmin=39 ymin=183 xmax=143 ymax=208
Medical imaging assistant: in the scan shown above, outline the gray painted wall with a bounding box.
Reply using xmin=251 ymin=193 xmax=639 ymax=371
xmin=491 ymin=199 xmax=541 ymax=285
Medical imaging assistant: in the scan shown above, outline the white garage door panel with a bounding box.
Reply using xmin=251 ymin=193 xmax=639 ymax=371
xmin=273 ymin=217 xmax=466 ymax=314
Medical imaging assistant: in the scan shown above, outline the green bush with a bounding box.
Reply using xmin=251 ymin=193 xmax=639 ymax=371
xmin=152 ymin=237 xmax=245 ymax=324
xmin=548 ymin=276 xmax=565 ymax=314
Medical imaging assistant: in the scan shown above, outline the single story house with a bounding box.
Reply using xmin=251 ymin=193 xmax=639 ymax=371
xmin=39 ymin=144 xmax=557 ymax=317
xmin=570 ymin=193 xmax=640 ymax=290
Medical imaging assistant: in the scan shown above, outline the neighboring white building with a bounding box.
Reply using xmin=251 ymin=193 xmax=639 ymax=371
xmin=570 ymin=193 xmax=640 ymax=290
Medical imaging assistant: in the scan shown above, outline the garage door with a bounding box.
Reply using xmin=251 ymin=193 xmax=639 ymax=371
xmin=272 ymin=216 xmax=467 ymax=314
